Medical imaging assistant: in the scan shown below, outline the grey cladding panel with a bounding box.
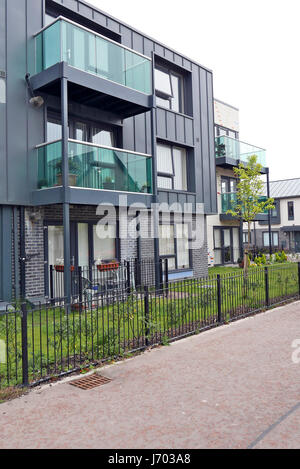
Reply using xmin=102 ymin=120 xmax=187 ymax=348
xmin=120 ymin=26 xmax=133 ymax=48
xmin=175 ymin=115 xmax=185 ymax=143
xmin=62 ymin=0 xmax=78 ymax=13
xmin=156 ymin=108 xmax=167 ymax=139
xmin=133 ymin=33 xmax=144 ymax=54
xmin=166 ymin=112 xmax=176 ymax=141
xmin=134 ymin=114 xmax=147 ymax=154
xmin=185 ymin=118 xmax=194 ymax=147
xmin=6 ymin=0 xmax=28 ymax=203
xmin=0 ymin=0 xmax=6 ymax=201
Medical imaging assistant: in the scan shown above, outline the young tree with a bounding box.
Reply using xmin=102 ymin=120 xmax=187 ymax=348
xmin=227 ymin=155 xmax=274 ymax=275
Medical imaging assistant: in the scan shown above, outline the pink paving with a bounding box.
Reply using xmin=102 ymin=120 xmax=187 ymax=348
xmin=0 ymin=302 xmax=300 ymax=449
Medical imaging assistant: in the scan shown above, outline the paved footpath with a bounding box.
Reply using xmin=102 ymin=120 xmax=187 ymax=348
xmin=0 ymin=302 xmax=300 ymax=449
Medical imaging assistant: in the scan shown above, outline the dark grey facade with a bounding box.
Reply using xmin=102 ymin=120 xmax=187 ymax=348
xmin=0 ymin=0 xmax=217 ymax=301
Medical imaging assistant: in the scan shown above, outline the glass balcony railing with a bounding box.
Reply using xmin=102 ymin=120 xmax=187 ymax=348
xmin=221 ymin=192 xmax=238 ymax=213
xmin=31 ymin=17 xmax=152 ymax=95
xmin=221 ymin=193 xmax=268 ymax=215
xmin=215 ymin=135 xmax=266 ymax=167
xmin=36 ymin=140 xmax=153 ymax=194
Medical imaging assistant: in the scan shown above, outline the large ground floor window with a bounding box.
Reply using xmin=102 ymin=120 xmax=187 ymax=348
xmin=263 ymin=231 xmax=279 ymax=248
xmin=214 ymin=226 xmax=240 ymax=265
xmin=46 ymin=221 xmax=118 ymax=270
xmin=159 ymin=223 xmax=191 ymax=271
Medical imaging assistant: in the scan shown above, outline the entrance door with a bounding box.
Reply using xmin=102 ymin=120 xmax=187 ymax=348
xmin=46 ymin=223 xmax=78 ymax=298
xmin=223 ymin=229 xmax=232 ymax=264
xmin=295 ymin=232 xmax=300 ymax=253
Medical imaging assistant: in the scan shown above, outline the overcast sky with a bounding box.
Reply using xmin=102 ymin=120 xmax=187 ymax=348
xmin=89 ymin=0 xmax=299 ymax=182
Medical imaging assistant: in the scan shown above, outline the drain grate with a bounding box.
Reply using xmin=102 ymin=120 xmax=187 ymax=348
xmin=70 ymin=374 xmax=112 ymax=390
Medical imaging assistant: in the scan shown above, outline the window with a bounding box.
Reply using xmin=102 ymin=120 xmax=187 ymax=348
xmin=159 ymin=224 xmax=190 ymax=271
xmin=48 ymin=226 xmax=64 ymax=265
xmin=214 ymin=227 xmax=240 ymax=265
xmin=47 ymin=115 xmax=62 ymax=141
xmin=263 ymin=232 xmax=279 ymax=247
xmin=91 ymin=126 xmax=115 ymax=147
xmin=0 ymin=78 xmax=5 ymax=104
xmin=93 ymin=224 xmax=116 ymax=262
xmin=215 ymin=125 xmax=238 ymax=140
xmin=221 ymin=177 xmax=237 ymax=194
xmin=47 ymin=113 xmax=117 ymax=147
xmin=271 ymin=205 xmax=278 ymax=218
xmin=155 ymin=67 xmax=184 ymax=113
xmin=243 ymin=232 xmax=250 ymax=244
xmin=157 ymin=144 xmax=187 ymax=191
xmin=288 ymin=202 xmax=294 ymax=221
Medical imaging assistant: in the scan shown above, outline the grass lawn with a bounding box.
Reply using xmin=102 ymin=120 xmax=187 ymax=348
xmin=208 ymin=266 xmax=242 ymax=276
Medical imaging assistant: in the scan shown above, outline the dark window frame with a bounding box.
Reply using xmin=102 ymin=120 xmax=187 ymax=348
xmin=243 ymin=232 xmax=251 ymax=244
xmin=288 ymin=201 xmax=295 ymax=221
xmin=44 ymin=218 xmax=120 ymax=295
xmin=155 ymin=64 xmax=184 ymax=114
xmin=215 ymin=124 xmax=238 ymax=140
xmin=213 ymin=226 xmax=240 ymax=265
xmin=157 ymin=143 xmax=188 ymax=192
xmin=46 ymin=110 xmax=121 ymax=147
xmin=263 ymin=231 xmax=279 ymax=248
xmin=159 ymin=220 xmax=192 ymax=272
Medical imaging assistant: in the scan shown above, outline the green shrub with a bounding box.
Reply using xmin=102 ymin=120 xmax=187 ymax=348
xmin=261 ymin=254 xmax=267 ymax=265
xmin=281 ymin=250 xmax=288 ymax=263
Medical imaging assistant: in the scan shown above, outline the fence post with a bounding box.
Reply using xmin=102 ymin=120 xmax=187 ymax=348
xmin=78 ymin=266 xmax=83 ymax=311
xmin=21 ymin=303 xmax=29 ymax=387
xmin=136 ymin=258 xmax=142 ymax=289
xmin=144 ymin=286 xmax=150 ymax=347
xmin=217 ymin=274 xmax=222 ymax=323
xmin=50 ymin=265 xmax=54 ymax=305
xmin=126 ymin=260 xmax=131 ymax=292
xmin=298 ymin=263 xmax=300 ymax=296
xmin=265 ymin=266 xmax=269 ymax=307
xmin=159 ymin=258 xmax=163 ymax=291
xmin=164 ymin=258 xmax=169 ymax=295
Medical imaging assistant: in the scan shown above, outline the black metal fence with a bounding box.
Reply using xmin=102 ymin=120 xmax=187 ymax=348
xmin=49 ymin=258 xmax=167 ymax=300
xmin=1 ymin=263 xmax=299 ymax=389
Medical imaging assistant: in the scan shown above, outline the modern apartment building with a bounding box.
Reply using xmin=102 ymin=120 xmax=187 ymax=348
xmin=0 ymin=0 xmax=217 ymax=303
xmin=244 ymin=179 xmax=300 ymax=253
xmin=207 ymin=99 xmax=269 ymax=266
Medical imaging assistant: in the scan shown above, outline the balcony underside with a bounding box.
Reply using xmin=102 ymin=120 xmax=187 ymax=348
xmin=216 ymin=156 xmax=268 ymax=174
xmin=31 ymin=186 xmax=153 ymax=207
xmin=220 ymin=213 xmax=268 ymax=222
xmin=30 ymin=62 xmax=153 ymax=119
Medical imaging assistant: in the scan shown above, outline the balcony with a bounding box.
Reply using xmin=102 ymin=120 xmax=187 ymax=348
xmin=36 ymin=140 xmax=153 ymax=195
xmin=220 ymin=193 xmax=268 ymax=221
xmin=215 ymin=136 xmax=267 ymax=169
xmin=29 ymin=17 xmax=153 ymax=118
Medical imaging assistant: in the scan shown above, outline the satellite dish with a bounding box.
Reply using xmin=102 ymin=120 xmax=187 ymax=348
xmin=29 ymin=96 xmax=44 ymax=108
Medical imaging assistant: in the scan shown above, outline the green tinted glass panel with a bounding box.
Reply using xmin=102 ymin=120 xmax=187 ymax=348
xmin=37 ymin=141 xmax=62 ymax=189
xmin=221 ymin=193 xmax=268 ymax=215
xmin=43 ymin=20 xmax=61 ymax=71
xmin=215 ymin=135 xmax=266 ymax=167
xmin=62 ymin=22 xmax=96 ymax=74
xmin=125 ymin=50 xmax=152 ymax=94
xmin=221 ymin=193 xmax=237 ymax=213
xmin=96 ymin=36 xmax=125 ymax=85
xmin=34 ymin=19 xmax=152 ymax=94
xmin=37 ymin=141 xmax=153 ymax=194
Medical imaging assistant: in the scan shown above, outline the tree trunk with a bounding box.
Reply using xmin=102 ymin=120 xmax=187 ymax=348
xmin=243 ymin=222 xmax=251 ymax=278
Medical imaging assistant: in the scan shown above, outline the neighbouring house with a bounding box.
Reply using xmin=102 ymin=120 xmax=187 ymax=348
xmin=244 ymin=178 xmax=300 ymax=253
xmin=0 ymin=0 xmax=217 ymax=303
xmin=207 ymin=99 xmax=269 ymax=267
